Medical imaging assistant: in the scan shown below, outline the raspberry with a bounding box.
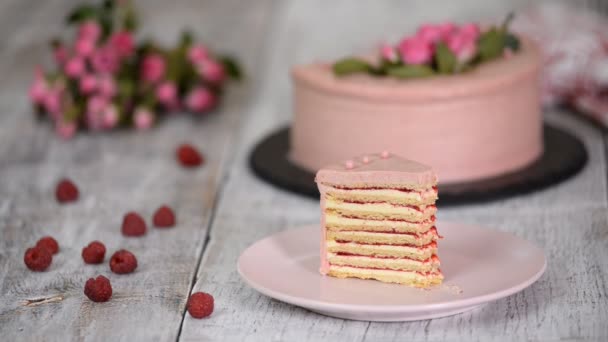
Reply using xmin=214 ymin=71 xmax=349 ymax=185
xmin=55 ymin=178 xmax=79 ymax=203
xmin=110 ymin=249 xmax=138 ymax=274
xmin=84 ymin=275 xmax=112 ymax=302
xmin=187 ymin=292 xmax=214 ymax=319
xmin=82 ymin=241 xmax=106 ymax=264
xmin=24 ymin=247 xmax=52 ymax=271
xmin=153 ymin=205 xmax=176 ymax=228
xmin=121 ymin=212 xmax=147 ymax=237
xmin=176 ymin=144 xmax=204 ymax=168
xmin=36 ymin=236 xmax=59 ymax=254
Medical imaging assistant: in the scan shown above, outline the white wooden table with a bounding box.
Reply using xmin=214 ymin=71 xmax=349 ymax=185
xmin=0 ymin=1 xmax=606 ymax=341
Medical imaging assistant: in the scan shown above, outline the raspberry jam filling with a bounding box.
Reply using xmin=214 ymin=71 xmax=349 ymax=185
xmin=331 ymin=186 xmax=438 ymax=193
xmin=332 ymin=241 xmax=438 ymax=249
xmin=334 ymin=252 xmax=440 ymax=263
xmin=338 ymin=215 xmax=436 ymax=223
xmin=334 ymin=226 xmax=437 ymax=236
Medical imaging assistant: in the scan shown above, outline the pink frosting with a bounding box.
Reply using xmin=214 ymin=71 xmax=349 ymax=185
xmin=290 ymin=38 xmax=542 ymax=184
xmin=316 ymin=153 xmax=437 ymax=186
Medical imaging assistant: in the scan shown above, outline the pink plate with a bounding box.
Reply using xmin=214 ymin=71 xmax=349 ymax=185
xmin=237 ymin=223 xmax=546 ymax=321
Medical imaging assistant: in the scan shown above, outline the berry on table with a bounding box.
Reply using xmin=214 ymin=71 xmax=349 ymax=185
xmin=153 ymin=205 xmax=176 ymax=228
xmin=36 ymin=236 xmax=59 ymax=254
xmin=121 ymin=212 xmax=147 ymax=237
xmin=82 ymin=241 xmax=106 ymax=264
xmin=109 ymin=249 xmax=138 ymax=274
xmin=84 ymin=275 xmax=112 ymax=302
xmin=55 ymin=178 xmax=79 ymax=203
xmin=24 ymin=247 xmax=52 ymax=271
xmin=176 ymin=144 xmax=204 ymax=168
xmin=187 ymin=292 xmax=214 ymax=319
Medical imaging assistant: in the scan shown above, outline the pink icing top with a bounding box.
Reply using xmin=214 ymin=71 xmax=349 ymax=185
xmin=315 ymin=153 xmax=437 ymax=187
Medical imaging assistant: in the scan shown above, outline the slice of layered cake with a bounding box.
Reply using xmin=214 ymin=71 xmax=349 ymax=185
xmin=315 ymin=152 xmax=443 ymax=288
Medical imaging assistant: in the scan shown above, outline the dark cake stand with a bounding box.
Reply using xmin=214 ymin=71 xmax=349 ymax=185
xmin=249 ymin=124 xmax=587 ymax=206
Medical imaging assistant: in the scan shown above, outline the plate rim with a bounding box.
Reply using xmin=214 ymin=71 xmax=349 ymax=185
xmin=237 ymin=223 xmax=547 ymax=314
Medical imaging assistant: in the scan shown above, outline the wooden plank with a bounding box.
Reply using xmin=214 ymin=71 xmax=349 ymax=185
xmin=0 ymin=0 xmax=273 ymax=341
xmin=182 ymin=0 xmax=608 ymax=341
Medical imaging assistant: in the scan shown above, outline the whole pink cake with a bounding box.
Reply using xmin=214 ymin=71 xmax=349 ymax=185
xmin=289 ymin=34 xmax=543 ymax=184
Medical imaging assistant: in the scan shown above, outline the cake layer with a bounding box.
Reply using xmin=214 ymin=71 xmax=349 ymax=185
xmin=328 ymin=265 xmax=443 ymax=288
xmin=325 ymin=198 xmax=436 ymax=222
xmin=325 ymin=213 xmax=435 ymax=234
xmin=326 ymin=240 xmax=437 ymax=260
xmin=325 ymin=186 xmax=437 ymax=206
xmin=327 ymin=227 xmax=438 ymax=246
xmin=327 ymin=252 xmax=440 ymax=272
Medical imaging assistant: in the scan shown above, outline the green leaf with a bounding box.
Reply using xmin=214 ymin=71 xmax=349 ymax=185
xmin=386 ymin=65 xmax=435 ymax=79
xmin=102 ymin=0 xmax=115 ymax=11
xmin=123 ymin=9 xmax=138 ymax=31
xmin=220 ymin=56 xmax=243 ymax=81
xmin=505 ymin=33 xmax=520 ymax=52
xmin=66 ymin=5 xmax=98 ymax=25
xmin=180 ymin=31 xmax=194 ymax=48
xmin=333 ymin=58 xmax=372 ymax=76
xmin=435 ymin=42 xmax=457 ymax=74
xmin=477 ymin=28 xmax=506 ymax=62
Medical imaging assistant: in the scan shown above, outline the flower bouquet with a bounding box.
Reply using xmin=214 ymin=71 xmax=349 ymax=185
xmin=333 ymin=15 xmax=519 ymax=78
xmin=29 ymin=0 xmax=242 ymax=139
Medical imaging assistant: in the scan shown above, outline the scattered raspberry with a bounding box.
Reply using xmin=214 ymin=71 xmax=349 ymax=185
xmin=110 ymin=249 xmax=138 ymax=274
xmin=82 ymin=241 xmax=106 ymax=264
xmin=84 ymin=275 xmax=112 ymax=302
xmin=35 ymin=236 xmax=59 ymax=254
xmin=24 ymin=247 xmax=52 ymax=271
xmin=176 ymin=144 xmax=204 ymax=168
xmin=187 ymin=292 xmax=214 ymax=319
xmin=121 ymin=212 xmax=147 ymax=237
xmin=153 ymin=205 xmax=176 ymax=228
xmin=55 ymin=178 xmax=79 ymax=203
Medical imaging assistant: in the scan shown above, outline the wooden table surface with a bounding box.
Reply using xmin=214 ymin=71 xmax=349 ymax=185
xmin=0 ymin=1 xmax=606 ymax=341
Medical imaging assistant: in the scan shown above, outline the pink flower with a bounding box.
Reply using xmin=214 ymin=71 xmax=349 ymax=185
xmin=185 ymin=87 xmax=215 ymax=112
xmin=75 ymin=38 xmax=95 ymax=57
xmin=417 ymin=24 xmax=443 ymax=43
xmin=42 ymin=87 xmax=62 ymax=116
xmin=140 ymin=54 xmax=166 ymax=83
xmin=55 ymin=120 xmax=77 ymax=140
xmin=98 ymin=74 xmax=117 ymax=98
xmin=446 ymin=32 xmax=477 ymax=63
xmin=78 ymin=21 xmax=101 ymax=43
xmin=437 ymin=22 xmax=457 ymax=40
xmin=102 ymin=105 xmax=119 ymax=128
xmin=197 ymin=59 xmax=225 ymax=83
xmin=156 ymin=81 xmax=178 ymax=107
xmin=29 ymin=70 xmax=48 ymax=104
xmin=109 ymin=31 xmax=135 ymax=58
xmin=460 ymin=23 xmax=480 ymax=40
xmin=79 ymin=74 xmax=97 ymax=94
xmin=134 ymin=107 xmax=154 ymax=130
xmin=86 ymin=110 xmax=104 ymax=131
xmin=398 ymin=37 xmax=433 ymax=65
xmin=87 ymin=96 xmax=107 ymax=116
xmin=91 ymin=46 xmax=120 ymax=74
xmin=188 ymin=45 xmax=209 ymax=63
xmin=380 ymin=43 xmax=398 ymax=62
xmin=53 ymin=44 xmax=68 ymax=66
xmin=86 ymin=96 xmax=107 ymax=131
xmin=64 ymin=57 xmax=85 ymax=78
